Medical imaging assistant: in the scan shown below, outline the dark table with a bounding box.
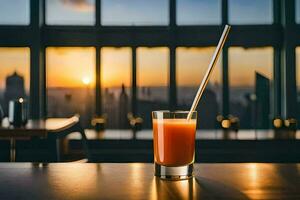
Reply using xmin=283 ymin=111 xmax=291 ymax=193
xmin=0 ymin=116 xmax=84 ymax=162
xmin=0 ymin=163 xmax=299 ymax=199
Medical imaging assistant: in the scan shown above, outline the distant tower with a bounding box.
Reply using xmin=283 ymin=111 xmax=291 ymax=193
xmin=147 ymin=87 xmax=151 ymax=98
xmin=103 ymin=88 xmax=117 ymax=128
xmin=119 ymin=84 xmax=129 ymax=129
xmin=4 ymin=71 xmax=25 ymax=115
xmin=255 ymin=72 xmax=270 ymax=129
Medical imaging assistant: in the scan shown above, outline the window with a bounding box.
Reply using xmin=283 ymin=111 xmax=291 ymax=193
xmin=101 ymin=47 xmax=131 ymax=129
xmin=228 ymin=0 xmax=273 ymax=24
xmin=46 ymin=0 xmax=95 ymax=25
xmin=296 ymin=47 xmax=300 ymax=121
xmin=101 ymin=0 xmax=169 ymax=26
xmin=0 ymin=0 xmax=30 ymax=25
xmin=229 ymin=47 xmax=274 ymax=129
xmin=296 ymin=0 xmax=300 ymax=24
xmin=137 ymin=47 xmax=169 ymax=128
xmin=176 ymin=47 xmax=222 ymax=129
xmin=46 ymin=47 xmax=96 ymax=128
xmin=0 ymin=47 xmax=30 ymax=115
xmin=176 ymin=0 xmax=221 ymax=25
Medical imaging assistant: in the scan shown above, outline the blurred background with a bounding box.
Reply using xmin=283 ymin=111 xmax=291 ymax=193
xmin=0 ymin=0 xmax=299 ymax=162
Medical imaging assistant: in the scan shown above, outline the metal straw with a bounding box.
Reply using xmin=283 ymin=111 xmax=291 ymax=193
xmin=187 ymin=25 xmax=231 ymax=120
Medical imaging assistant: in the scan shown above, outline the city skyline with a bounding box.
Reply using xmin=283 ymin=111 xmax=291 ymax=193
xmin=0 ymin=70 xmax=271 ymax=129
xmin=0 ymin=48 xmax=30 ymax=90
xmin=1 ymin=47 xmax=276 ymax=90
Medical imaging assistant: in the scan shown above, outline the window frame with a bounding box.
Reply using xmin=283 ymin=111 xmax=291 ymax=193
xmin=0 ymin=0 xmax=297 ymax=128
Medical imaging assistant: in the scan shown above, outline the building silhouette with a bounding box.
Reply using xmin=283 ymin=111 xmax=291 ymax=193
xmin=118 ymin=84 xmax=129 ymax=129
xmin=178 ymin=86 xmax=219 ymax=129
xmin=4 ymin=71 xmax=26 ymax=115
xmin=103 ymin=88 xmax=117 ymax=128
xmin=241 ymin=93 xmax=256 ymax=129
xmin=255 ymin=72 xmax=270 ymax=129
xmin=196 ymin=88 xmax=219 ymax=129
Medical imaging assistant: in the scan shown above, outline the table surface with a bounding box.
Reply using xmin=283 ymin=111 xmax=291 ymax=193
xmin=0 ymin=116 xmax=79 ymax=138
xmin=0 ymin=163 xmax=299 ymax=200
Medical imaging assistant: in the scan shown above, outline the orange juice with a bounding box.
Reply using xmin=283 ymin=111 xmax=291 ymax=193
xmin=153 ymin=119 xmax=197 ymax=166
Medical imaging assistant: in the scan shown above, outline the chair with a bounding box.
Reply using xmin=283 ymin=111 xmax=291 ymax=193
xmin=46 ymin=115 xmax=91 ymax=162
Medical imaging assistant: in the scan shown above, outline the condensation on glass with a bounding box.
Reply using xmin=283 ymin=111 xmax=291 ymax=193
xmin=137 ymin=47 xmax=169 ymax=128
xmin=101 ymin=0 xmax=169 ymax=25
xmin=0 ymin=47 xmax=30 ymax=115
xmin=46 ymin=0 xmax=95 ymax=25
xmin=176 ymin=0 xmax=221 ymax=25
xmin=228 ymin=0 xmax=273 ymax=24
xmin=46 ymin=47 xmax=96 ymax=128
xmin=0 ymin=0 xmax=30 ymax=25
xmin=229 ymin=47 xmax=274 ymax=129
xmin=176 ymin=47 xmax=222 ymax=129
xmin=101 ymin=47 xmax=132 ymax=129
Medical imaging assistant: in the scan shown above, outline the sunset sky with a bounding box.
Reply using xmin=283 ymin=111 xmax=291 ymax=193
xmin=101 ymin=47 xmax=131 ymax=88
xmin=296 ymin=47 xmax=300 ymax=87
xmin=137 ymin=47 xmax=169 ymax=87
xmin=0 ymin=48 xmax=30 ymax=90
xmin=46 ymin=47 xmax=96 ymax=88
xmin=0 ymin=46 xmax=277 ymax=91
xmin=229 ymin=47 xmax=273 ymax=87
xmin=177 ymin=47 xmax=221 ymax=86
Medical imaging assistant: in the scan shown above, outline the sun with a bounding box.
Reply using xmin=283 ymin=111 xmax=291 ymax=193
xmin=82 ymin=76 xmax=91 ymax=85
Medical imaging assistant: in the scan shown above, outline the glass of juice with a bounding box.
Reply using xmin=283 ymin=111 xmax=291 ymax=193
xmin=152 ymin=110 xmax=197 ymax=180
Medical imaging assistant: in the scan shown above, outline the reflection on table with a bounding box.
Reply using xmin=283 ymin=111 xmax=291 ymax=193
xmin=0 ymin=163 xmax=299 ymax=199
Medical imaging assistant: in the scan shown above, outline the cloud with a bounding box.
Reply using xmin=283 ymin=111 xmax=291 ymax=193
xmin=61 ymin=0 xmax=94 ymax=12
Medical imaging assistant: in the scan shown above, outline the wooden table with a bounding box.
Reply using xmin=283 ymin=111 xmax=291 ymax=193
xmin=0 ymin=116 xmax=82 ymax=162
xmin=0 ymin=163 xmax=299 ymax=199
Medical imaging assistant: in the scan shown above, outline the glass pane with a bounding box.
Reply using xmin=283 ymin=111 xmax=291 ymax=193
xmin=176 ymin=0 xmax=221 ymax=25
xmin=101 ymin=47 xmax=131 ymax=129
xmin=137 ymin=47 xmax=169 ymax=128
xmin=0 ymin=0 xmax=30 ymax=25
xmin=46 ymin=47 xmax=95 ymax=128
xmin=296 ymin=0 xmax=300 ymax=24
xmin=46 ymin=0 xmax=95 ymax=25
xmin=0 ymin=48 xmax=30 ymax=115
xmin=296 ymin=47 xmax=300 ymax=122
xmin=229 ymin=47 xmax=273 ymax=129
xmin=228 ymin=0 xmax=273 ymax=24
xmin=101 ymin=0 xmax=169 ymax=26
xmin=177 ymin=47 xmax=222 ymax=129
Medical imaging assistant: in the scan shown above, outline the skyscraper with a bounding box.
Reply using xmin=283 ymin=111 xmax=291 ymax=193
xmin=255 ymin=72 xmax=270 ymax=129
xmin=103 ymin=88 xmax=117 ymax=128
xmin=4 ymin=71 xmax=25 ymax=115
xmin=118 ymin=84 xmax=129 ymax=129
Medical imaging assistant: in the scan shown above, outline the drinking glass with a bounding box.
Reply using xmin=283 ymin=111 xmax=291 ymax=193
xmin=152 ymin=110 xmax=197 ymax=180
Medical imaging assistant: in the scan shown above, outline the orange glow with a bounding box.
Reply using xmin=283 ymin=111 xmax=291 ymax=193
xmin=177 ymin=47 xmax=221 ymax=86
xmin=296 ymin=47 xmax=300 ymax=87
xmin=137 ymin=47 xmax=169 ymax=87
xmin=153 ymin=119 xmax=196 ymax=166
xmin=46 ymin=47 xmax=95 ymax=88
xmin=101 ymin=47 xmax=131 ymax=88
xmin=0 ymin=47 xmax=30 ymax=90
xmin=229 ymin=47 xmax=273 ymax=87
xmin=47 ymin=164 xmax=99 ymax=199
xmin=82 ymin=76 xmax=91 ymax=85
xmin=0 ymin=46 xmax=276 ymax=90
xmin=150 ymin=176 xmax=198 ymax=199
